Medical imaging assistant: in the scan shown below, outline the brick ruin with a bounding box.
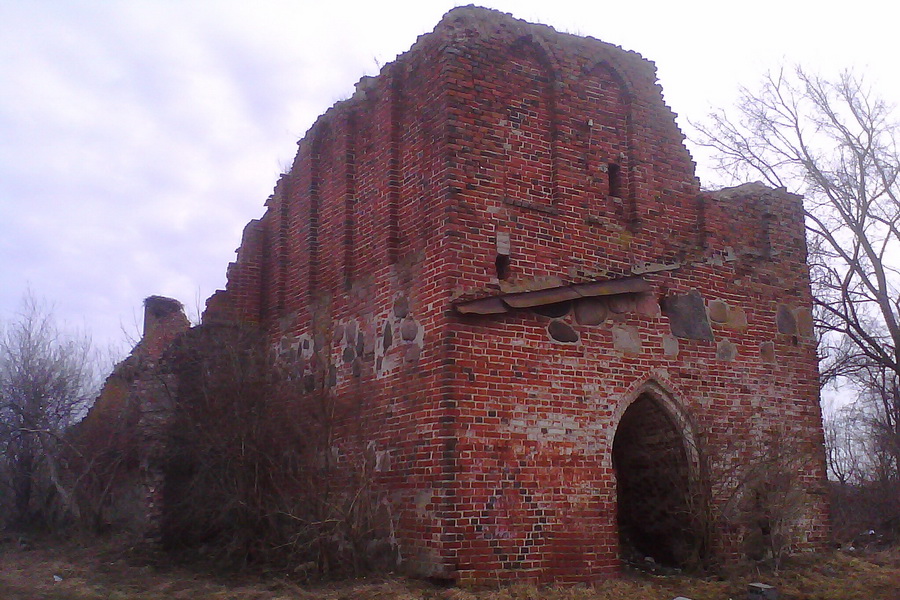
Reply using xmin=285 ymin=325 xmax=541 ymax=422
xmin=90 ymin=6 xmax=829 ymax=583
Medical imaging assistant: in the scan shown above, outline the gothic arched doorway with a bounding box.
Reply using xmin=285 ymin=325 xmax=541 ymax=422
xmin=612 ymin=393 xmax=700 ymax=568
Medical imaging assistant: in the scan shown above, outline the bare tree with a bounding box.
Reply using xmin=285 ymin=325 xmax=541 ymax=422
xmin=823 ymin=404 xmax=868 ymax=485
xmin=0 ymin=292 xmax=100 ymax=530
xmin=824 ymin=395 xmax=900 ymax=544
xmin=694 ymin=68 xmax=900 ymax=475
xmin=694 ymin=67 xmax=899 ymax=384
xmin=857 ymin=366 xmax=900 ymax=479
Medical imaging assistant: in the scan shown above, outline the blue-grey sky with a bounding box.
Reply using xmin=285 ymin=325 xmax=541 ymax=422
xmin=2 ymin=0 xmax=898 ymax=354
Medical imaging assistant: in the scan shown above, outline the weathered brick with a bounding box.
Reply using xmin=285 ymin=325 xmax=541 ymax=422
xmin=104 ymin=6 xmax=829 ymax=585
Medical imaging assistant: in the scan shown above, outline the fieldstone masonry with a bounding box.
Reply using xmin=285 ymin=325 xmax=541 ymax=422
xmin=96 ymin=6 xmax=829 ymax=584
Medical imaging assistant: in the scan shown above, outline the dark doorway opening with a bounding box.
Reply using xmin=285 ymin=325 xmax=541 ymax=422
xmin=612 ymin=394 xmax=700 ymax=568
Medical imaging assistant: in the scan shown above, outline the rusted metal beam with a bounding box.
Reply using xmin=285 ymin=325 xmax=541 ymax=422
xmin=453 ymin=277 xmax=649 ymax=314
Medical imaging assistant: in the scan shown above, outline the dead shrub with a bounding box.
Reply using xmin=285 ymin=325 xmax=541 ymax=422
xmin=157 ymin=325 xmax=395 ymax=576
xmin=683 ymin=424 xmax=823 ymax=573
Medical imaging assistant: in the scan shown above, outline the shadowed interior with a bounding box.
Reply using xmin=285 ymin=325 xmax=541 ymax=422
xmin=613 ymin=394 xmax=699 ymax=567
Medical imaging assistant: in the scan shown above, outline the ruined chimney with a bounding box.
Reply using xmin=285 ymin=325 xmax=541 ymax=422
xmin=141 ymin=296 xmax=190 ymax=361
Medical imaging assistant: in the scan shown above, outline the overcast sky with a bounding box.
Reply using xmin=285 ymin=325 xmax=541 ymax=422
xmin=2 ymin=0 xmax=899 ymax=355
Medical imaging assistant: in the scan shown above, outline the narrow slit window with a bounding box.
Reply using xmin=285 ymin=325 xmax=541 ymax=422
xmin=495 ymin=254 xmax=511 ymax=281
xmin=608 ymin=163 xmax=621 ymax=198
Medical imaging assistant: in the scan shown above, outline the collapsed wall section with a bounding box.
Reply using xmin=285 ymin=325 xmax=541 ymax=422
xmin=76 ymin=297 xmax=192 ymax=535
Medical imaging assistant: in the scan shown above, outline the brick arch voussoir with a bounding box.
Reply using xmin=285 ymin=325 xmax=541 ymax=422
xmin=583 ymin=59 xmax=634 ymax=104
xmin=608 ymin=377 xmax=700 ymax=472
xmin=508 ymin=34 xmax=559 ymax=83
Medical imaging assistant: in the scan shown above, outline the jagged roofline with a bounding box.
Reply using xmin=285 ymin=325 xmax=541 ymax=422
xmin=280 ymin=5 xmax=682 ymax=180
xmin=204 ymin=5 xmax=714 ymax=327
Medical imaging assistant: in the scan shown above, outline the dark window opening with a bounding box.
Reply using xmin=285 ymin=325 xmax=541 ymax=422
xmin=608 ymin=163 xmax=622 ymax=198
xmin=495 ymin=254 xmax=511 ymax=281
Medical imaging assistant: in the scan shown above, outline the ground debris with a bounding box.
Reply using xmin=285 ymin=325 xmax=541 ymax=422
xmin=0 ymin=537 xmax=898 ymax=600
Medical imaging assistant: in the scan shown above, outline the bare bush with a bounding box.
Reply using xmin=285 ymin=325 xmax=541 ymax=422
xmin=614 ymin=410 xmax=819 ymax=574
xmin=157 ymin=325 xmax=394 ymax=576
xmin=732 ymin=429 xmax=817 ymax=570
xmin=0 ymin=293 xmax=101 ymax=531
xmin=68 ymin=375 xmax=143 ymax=533
xmin=685 ymin=425 xmax=821 ymax=573
xmin=825 ymin=373 xmax=900 ymax=545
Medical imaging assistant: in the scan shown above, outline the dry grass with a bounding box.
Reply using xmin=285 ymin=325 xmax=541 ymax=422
xmin=1 ymin=536 xmax=898 ymax=600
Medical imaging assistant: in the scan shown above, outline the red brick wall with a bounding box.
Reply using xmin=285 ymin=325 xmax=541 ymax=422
xmin=203 ymin=7 xmax=828 ymax=583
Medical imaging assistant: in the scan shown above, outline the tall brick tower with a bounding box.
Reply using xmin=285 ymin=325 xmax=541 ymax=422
xmin=193 ymin=6 xmax=828 ymax=583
